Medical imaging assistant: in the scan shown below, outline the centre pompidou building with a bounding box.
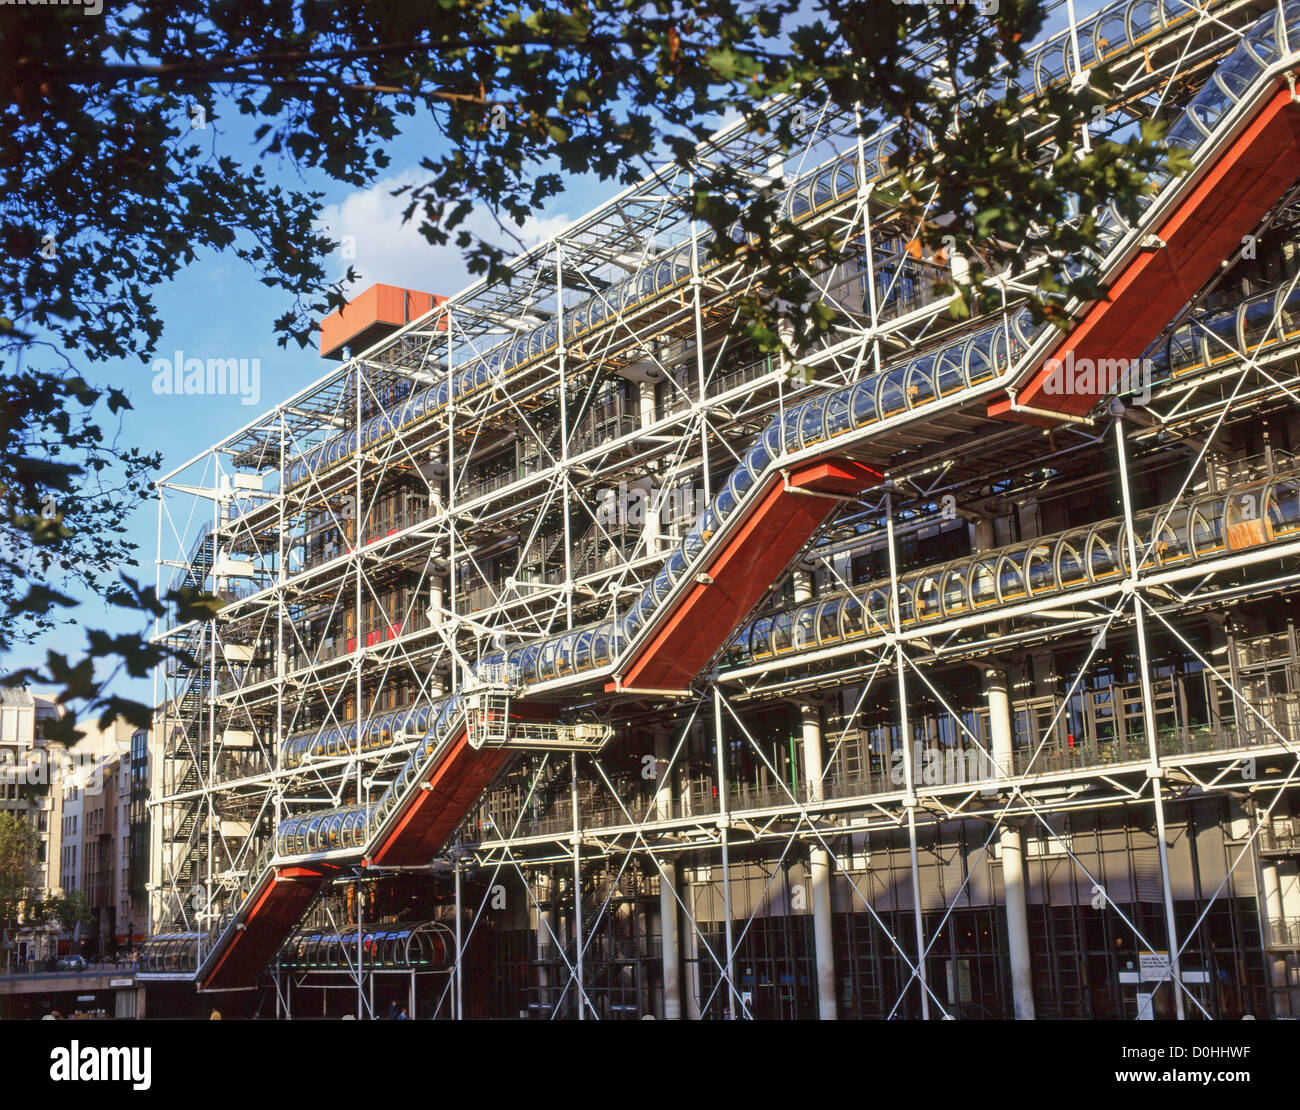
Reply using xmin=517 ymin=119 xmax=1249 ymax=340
xmin=140 ymin=0 xmax=1300 ymax=1020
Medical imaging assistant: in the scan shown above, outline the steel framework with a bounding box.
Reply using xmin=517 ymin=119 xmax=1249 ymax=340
xmin=140 ymin=0 xmax=1300 ymax=1019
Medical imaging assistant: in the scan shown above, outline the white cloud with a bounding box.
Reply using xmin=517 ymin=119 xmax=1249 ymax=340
xmin=317 ymin=168 xmax=573 ymax=300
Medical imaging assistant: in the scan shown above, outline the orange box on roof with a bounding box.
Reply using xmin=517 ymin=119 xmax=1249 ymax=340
xmin=319 ymin=283 xmax=449 ymax=359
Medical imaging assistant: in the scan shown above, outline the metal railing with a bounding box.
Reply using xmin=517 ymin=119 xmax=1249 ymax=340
xmin=1260 ymin=823 xmax=1300 ymax=855
xmin=1267 ymin=917 xmax=1300 ymax=948
xmin=360 ymin=506 xmax=430 ymax=545
xmin=468 ymin=705 xmax=1300 ymax=843
xmin=659 ymin=354 xmax=780 ymax=416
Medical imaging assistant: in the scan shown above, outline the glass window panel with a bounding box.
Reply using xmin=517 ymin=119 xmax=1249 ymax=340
xmin=969 ymin=560 xmax=998 ymax=607
xmin=793 ymin=606 xmax=817 ymax=650
xmin=866 ymin=589 xmax=890 ymax=629
xmin=850 ymin=380 xmax=878 ymax=426
xmin=897 ymin=584 xmax=915 ymax=625
xmin=906 ymin=356 xmax=936 ymax=407
xmin=1087 ymin=528 xmax=1120 ymax=579
xmin=841 ymin=597 xmax=865 ymax=638
xmin=1025 ymin=545 xmax=1056 ymax=593
xmin=771 ymin=612 xmax=794 ymax=653
xmin=799 ymin=402 xmax=826 ymax=448
xmin=941 ymin=567 xmax=968 ymax=615
xmin=935 ymin=349 xmax=965 ymax=395
xmin=997 ymin=555 xmax=1027 ymax=601
xmin=816 ymin=598 xmax=842 ymax=644
xmin=914 ymin=575 xmax=941 ymax=620
xmin=878 ymin=370 xmax=908 ymax=418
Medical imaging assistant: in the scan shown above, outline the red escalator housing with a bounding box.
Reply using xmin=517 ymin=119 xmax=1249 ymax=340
xmin=201 ymin=865 xmax=332 ymax=991
xmin=989 ymin=84 xmax=1300 ymax=423
xmin=368 ymin=729 xmax=511 ymax=866
xmin=201 ymin=732 xmax=512 ymax=987
xmin=607 ymin=457 xmax=883 ymax=693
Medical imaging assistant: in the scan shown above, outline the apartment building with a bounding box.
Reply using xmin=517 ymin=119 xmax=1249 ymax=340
xmin=0 ymin=689 xmax=63 ymax=900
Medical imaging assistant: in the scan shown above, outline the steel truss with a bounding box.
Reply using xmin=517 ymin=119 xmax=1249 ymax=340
xmin=144 ymin=0 xmax=1300 ymax=1018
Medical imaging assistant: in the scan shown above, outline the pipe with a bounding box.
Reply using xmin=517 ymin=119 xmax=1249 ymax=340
xmin=985 ymin=666 xmax=1035 ymax=1019
xmin=570 ymin=752 xmax=585 ymax=1020
xmin=655 ymin=729 xmax=682 ymax=1019
xmin=801 ymin=701 xmax=837 ymax=1020
xmin=714 ymin=689 xmax=740 ymax=1018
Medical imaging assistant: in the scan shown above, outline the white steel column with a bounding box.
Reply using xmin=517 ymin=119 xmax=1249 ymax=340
xmin=454 ymin=857 xmax=463 ymax=1021
xmin=353 ymin=359 xmax=365 ymax=1022
xmin=275 ymin=414 xmax=287 ymax=847
xmin=633 ymin=475 xmax=660 ymax=557
xmin=801 ymin=701 xmax=837 ymax=1019
xmin=1260 ymin=856 xmax=1289 ymax=1011
xmin=1114 ymin=412 xmax=1187 ymax=1020
xmin=886 ymin=487 xmax=929 ymax=1018
xmin=555 ymin=242 xmax=574 ymax=627
xmin=985 ymin=666 xmax=1035 ymax=1019
xmin=796 ymin=565 xmax=836 ymax=1020
xmin=688 ymin=188 xmax=713 ymax=503
xmin=654 ymin=729 xmax=682 ymax=1019
xmin=538 ymin=869 xmax=554 ymax=1012
xmin=714 ymin=688 xmax=739 ymax=1018
xmin=205 ymin=482 xmax=218 ymax=959
xmin=570 ymin=752 xmax=585 ymax=1020
xmin=683 ymin=871 xmax=703 ymax=1020
xmin=355 ymin=867 xmax=364 ymax=1020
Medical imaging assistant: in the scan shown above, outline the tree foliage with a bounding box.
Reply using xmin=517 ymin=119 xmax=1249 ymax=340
xmin=1 ymin=0 xmax=1179 ymax=724
xmin=29 ymin=887 xmax=94 ymax=932
xmin=0 ymin=812 xmax=40 ymax=926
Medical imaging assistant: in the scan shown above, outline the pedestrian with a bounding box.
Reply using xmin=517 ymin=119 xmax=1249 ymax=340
xmin=396 ymin=1007 xmax=409 ymax=1020
xmin=209 ymin=1008 xmax=222 ymax=1020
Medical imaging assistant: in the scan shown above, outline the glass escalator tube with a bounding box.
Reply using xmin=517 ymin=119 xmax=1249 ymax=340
xmin=520 ymin=316 xmax=1031 ymax=682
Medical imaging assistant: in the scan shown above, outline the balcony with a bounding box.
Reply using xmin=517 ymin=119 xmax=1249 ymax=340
xmin=1260 ymin=822 xmax=1300 ymax=857
xmin=659 ymin=354 xmax=780 ymax=417
xmin=1267 ymin=917 xmax=1300 ymax=949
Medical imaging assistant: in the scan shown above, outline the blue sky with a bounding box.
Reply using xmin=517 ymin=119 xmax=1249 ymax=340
xmin=7 ymin=102 xmax=611 ymax=707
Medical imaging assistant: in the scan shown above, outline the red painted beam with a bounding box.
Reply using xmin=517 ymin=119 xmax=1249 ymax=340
xmin=989 ymin=84 xmax=1300 ymax=422
xmin=788 ymin=458 xmax=886 ymax=496
xmin=370 ymin=730 xmax=510 ymax=866
xmin=609 ymin=457 xmax=883 ymax=692
xmin=201 ymin=866 xmax=329 ymax=991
